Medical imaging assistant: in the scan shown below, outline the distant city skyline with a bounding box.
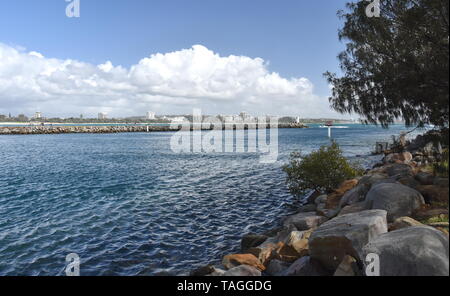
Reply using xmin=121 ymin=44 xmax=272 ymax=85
xmin=0 ymin=0 xmax=352 ymax=119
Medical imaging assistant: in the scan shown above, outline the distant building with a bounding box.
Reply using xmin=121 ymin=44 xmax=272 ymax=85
xmin=18 ymin=114 xmax=28 ymax=122
xmin=170 ymin=116 xmax=186 ymax=123
xmin=146 ymin=111 xmax=156 ymax=120
xmin=295 ymin=117 xmax=301 ymax=124
xmin=0 ymin=114 xmax=6 ymax=120
xmin=98 ymin=112 xmax=108 ymax=120
xmin=240 ymin=111 xmax=251 ymax=121
xmin=35 ymin=112 xmax=42 ymax=119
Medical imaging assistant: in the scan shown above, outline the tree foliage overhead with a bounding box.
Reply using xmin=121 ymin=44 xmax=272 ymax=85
xmin=325 ymin=0 xmax=449 ymax=128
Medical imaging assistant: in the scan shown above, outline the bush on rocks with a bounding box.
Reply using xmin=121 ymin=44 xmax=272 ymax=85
xmin=283 ymin=142 xmax=364 ymax=197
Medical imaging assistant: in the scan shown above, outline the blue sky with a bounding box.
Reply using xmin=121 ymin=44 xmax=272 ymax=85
xmin=0 ymin=0 xmax=351 ymax=118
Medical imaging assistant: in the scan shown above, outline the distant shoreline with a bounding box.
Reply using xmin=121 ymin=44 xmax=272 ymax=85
xmin=0 ymin=123 xmax=308 ymax=135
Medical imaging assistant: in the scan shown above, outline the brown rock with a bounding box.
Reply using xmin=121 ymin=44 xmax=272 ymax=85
xmin=333 ymin=255 xmax=359 ymax=276
xmin=247 ymin=243 xmax=278 ymax=266
xmin=273 ymin=242 xmax=302 ymax=263
xmin=326 ymin=179 xmax=359 ymax=209
xmin=287 ymin=229 xmax=315 ymax=257
xmin=222 ymin=254 xmax=266 ymax=271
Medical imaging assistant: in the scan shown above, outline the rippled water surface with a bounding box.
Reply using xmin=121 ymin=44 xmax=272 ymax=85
xmin=0 ymin=125 xmax=422 ymax=275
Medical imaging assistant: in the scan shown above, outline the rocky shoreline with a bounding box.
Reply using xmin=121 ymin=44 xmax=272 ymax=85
xmin=191 ymin=130 xmax=449 ymax=276
xmin=0 ymin=123 xmax=308 ymax=135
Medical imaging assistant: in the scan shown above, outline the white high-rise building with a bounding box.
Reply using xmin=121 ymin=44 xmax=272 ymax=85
xmin=35 ymin=112 xmax=42 ymax=119
xmin=146 ymin=111 xmax=156 ymax=120
xmin=98 ymin=112 xmax=108 ymax=120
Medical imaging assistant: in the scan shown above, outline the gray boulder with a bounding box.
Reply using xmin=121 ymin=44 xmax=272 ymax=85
xmin=265 ymin=259 xmax=291 ymax=276
xmin=223 ymin=265 xmax=262 ymax=276
xmin=283 ymin=212 xmax=327 ymax=231
xmin=309 ymin=210 xmax=388 ymax=272
xmin=339 ymin=184 xmax=370 ymax=208
xmin=241 ymin=234 xmax=268 ymax=252
xmin=385 ymin=163 xmax=413 ymax=178
xmin=365 ymin=183 xmax=425 ymax=222
xmin=415 ymin=172 xmax=435 ymax=185
xmin=338 ymin=201 xmax=366 ymax=216
xmin=358 ymin=173 xmax=392 ymax=188
xmin=363 ymin=226 xmax=449 ymax=276
xmin=281 ymin=256 xmax=330 ymax=276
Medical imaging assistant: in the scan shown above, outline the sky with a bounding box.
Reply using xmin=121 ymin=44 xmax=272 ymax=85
xmin=0 ymin=0 xmax=351 ymax=118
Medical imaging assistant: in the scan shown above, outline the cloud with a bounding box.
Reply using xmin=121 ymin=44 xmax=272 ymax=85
xmin=0 ymin=43 xmax=338 ymax=118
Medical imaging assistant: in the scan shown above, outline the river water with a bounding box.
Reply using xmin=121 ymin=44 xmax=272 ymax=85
xmin=0 ymin=124 xmax=423 ymax=275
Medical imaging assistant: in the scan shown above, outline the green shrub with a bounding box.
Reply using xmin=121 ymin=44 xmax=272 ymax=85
xmin=283 ymin=142 xmax=364 ymax=197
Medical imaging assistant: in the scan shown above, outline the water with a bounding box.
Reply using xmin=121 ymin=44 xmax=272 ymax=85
xmin=0 ymin=124 xmax=424 ymax=276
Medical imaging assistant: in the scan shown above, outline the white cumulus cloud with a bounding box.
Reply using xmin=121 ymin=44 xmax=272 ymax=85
xmin=0 ymin=43 xmax=338 ymax=118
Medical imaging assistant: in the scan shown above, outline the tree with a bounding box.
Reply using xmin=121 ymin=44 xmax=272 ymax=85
xmin=325 ymin=0 xmax=449 ymax=128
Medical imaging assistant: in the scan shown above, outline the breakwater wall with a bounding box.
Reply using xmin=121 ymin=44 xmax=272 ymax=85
xmin=0 ymin=123 xmax=308 ymax=135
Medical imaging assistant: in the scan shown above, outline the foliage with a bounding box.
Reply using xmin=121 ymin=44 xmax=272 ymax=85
xmin=420 ymin=215 xmax=449 ymax=224
xmin=325 ymin=0 xmax=449 ymax=128
xmin=283 ymin=142 xmax=364 ymax=197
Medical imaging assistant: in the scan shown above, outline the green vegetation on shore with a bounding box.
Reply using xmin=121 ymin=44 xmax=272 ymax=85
xmin=283 ymin=142 xmax=364 ymax=197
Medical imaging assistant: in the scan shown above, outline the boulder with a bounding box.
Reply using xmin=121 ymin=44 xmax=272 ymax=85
xmin=314 ymin=195 xmax=328 ymax=206
xmin=281 ymin=256 xmax=330 ymax=276
xmin=223 ymin=265 xmax=262 ymax=276
xmin=385 ymin=163 xmax=413 ymax=178
xmin=306 ymin=190 xmax=323 ymax=204
xmin=298 ymin=204 xmax=317 ymax=213
xmin=190 ymin=265 xmax=216 ymax=276
xmin=333 ymin=255 xmax=359 ymax=276
xmin=384 ymin=152 xmax=413 ymax=164
xmin=338 ymin=202 xmax=366 ymax=216
xmin=207 ymin=268 xmax=226 ymax=276
xmin=316 ymin=204 xmax=340 ymax=219
xmin=309 ymin=210 xmax=388 ymax=272
xmin=358 ymin=173 xmax=396 ymax=188
xmin=265 ymin=259 xmax=291 ymax=276
xmin=397 ymin=176 xmax=421 ymax=189
xmin=415 ymin=172 xmax=435 ymax=185
xmin=286 ymin=229 xmax=314 ymax=257
xmin=271 ymin=242 xmax=302 ymax=263
xmin=365 ymin=183 xmax=425 ymax=222
xmin=363 ymin=226 xmax=449 ymax=276
xmin=241 ymin=234 xmax=268 ymax=252
xmin=416 ymin=185 xmax=449 ymax=204
xmin=222 ymin=254 xmax=265 ymax=271
xmin=283 ymin=212 xmax=327 ymax=231
xmin=339 ymin=184 xmax=370 ymax=208
xmin=325 ymin=179 xmax=359 ymax=209
xmin=389 ymin=216 xmax=423 ymax=231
